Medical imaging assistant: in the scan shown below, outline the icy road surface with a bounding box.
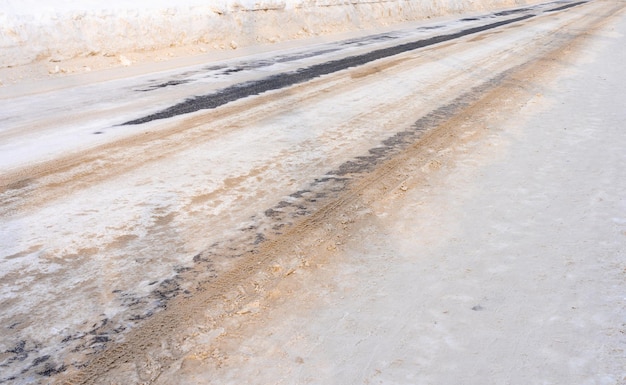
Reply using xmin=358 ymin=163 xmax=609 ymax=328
xmin=0 ymin=1 xmax=623 ymax=383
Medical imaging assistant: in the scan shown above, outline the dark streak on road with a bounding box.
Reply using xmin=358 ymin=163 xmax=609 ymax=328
xmin=122 ymin=1 xmax=587 ymax=126
xmin=546 ymin=1 xmax=587 ymax=12
xmin=122 ymin=15 xmax=536 ymax=125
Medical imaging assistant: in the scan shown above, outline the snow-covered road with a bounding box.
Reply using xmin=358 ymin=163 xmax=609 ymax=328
xmin=1 ymin=1 xmax=623 ymax=383
xmin=153 ymin=5 xmax=626 ymax=383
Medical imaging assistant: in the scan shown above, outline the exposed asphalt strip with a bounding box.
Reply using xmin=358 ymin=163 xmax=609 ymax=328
xmin=121 ymin=1 xmax=587 ymax=126
xmin=546 ymin=1 xmax=588 ymax=12
xmin=122 ymin=15 xmax=540 ymax=125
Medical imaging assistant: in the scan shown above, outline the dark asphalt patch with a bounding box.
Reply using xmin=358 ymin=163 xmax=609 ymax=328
xmin=493 ymin=7 xmax=532 ymax=16
xmin=122 ymin=15 xmax=534 ymax=125
xmin=137 ymin=79 xmax=192 ymax=92
xmin=134 ymin=48 xmax=342 ymax=93
xmin=546 ymin=1 xmax=586 ymax=12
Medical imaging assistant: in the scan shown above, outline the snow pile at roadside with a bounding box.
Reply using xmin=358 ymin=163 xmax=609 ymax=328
xmin=0 ymin=0 xmax=544 ymax=69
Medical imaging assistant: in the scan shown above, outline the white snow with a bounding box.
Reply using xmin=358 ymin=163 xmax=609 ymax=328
xmin=0 ymin=0 xmax=545 ymax=69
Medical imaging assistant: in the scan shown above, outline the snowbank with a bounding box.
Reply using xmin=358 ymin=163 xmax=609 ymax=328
xmin=0 ymin=0 xmax=542 ymax=68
